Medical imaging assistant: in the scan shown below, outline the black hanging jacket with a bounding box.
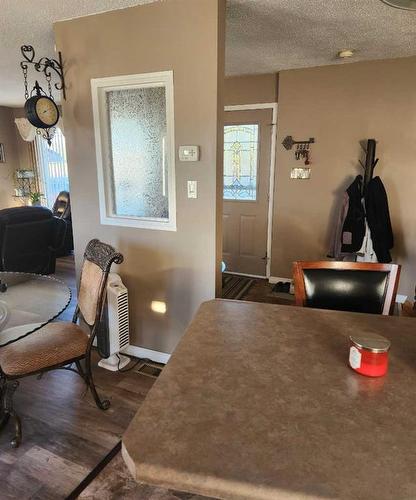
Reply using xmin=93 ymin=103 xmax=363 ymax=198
xmin=365 ymin=177 xmax=394 ymax=263
xmin=340 ymin=175 xmax=366 ymax=254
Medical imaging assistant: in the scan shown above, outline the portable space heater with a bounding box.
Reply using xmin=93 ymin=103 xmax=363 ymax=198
xmin=97 ymin=273 xmax=130 ymax=371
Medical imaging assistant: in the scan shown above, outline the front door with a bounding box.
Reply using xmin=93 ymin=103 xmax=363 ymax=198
xmin=222 ymin=108 xmax=273 ymax=276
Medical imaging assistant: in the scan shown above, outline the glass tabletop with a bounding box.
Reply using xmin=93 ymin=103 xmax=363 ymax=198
xmin=0 ymin=272 xmax=71 ymax=347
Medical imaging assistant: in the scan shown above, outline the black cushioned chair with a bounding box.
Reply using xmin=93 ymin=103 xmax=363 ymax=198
xmin=293 ymin=261 xmax=401 ymax=315
xmin=52 ymin=191 xmax=74 ymax=256
xmin=0 ymin=206 xmax=66 ymax=275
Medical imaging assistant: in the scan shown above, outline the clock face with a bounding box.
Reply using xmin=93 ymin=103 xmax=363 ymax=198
xmin=35 ymin=97 xmax=59 ymax=127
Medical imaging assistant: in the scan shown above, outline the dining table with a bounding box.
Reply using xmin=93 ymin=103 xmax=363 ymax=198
xmin=0 ymin=271 xmax=71 ymax=347
xmin=122 ymin=299 xmax=416 ymax=500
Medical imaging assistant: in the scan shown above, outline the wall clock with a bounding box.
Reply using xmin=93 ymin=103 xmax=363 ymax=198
xmin=19 ymin=45 xmax=66 ymax=147
xmin=24 ymin=81 xmax=59 ymax=146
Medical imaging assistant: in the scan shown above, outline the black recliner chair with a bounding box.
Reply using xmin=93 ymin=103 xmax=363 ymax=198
xmin=0 ymin=206 xmax=66 ymax=275
xmin=52 ymin=191 xmax=74 ymax=256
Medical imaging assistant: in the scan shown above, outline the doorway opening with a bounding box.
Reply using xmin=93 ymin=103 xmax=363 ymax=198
xmin=222 ymin=103 xmax=277 ymax=285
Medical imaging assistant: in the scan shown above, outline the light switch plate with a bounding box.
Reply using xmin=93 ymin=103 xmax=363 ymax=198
xmin=187 ymin=180 xmax=197 ymax=198
xmin=290 ymin=167 xmax=311 ymax=179
xmin=179 ymin=145 xmax=200 ymax=162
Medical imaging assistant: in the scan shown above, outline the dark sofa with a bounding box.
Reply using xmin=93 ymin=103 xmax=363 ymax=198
xmin=0 ymin=206 xmax=66 ymax=274
xmin=52 ymin=191 xmax=74 ymax=257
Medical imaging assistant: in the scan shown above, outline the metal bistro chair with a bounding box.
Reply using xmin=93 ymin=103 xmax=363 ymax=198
xmin=0 ymin=239 xmax=123 ymax=447
xmin=293 ymin=261 xmax=401 ymax=316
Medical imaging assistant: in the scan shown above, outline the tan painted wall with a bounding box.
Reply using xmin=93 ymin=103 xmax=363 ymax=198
xmin=224 ymin=74 xmax=278 ymax=106
xmin=54 ymin=0 xmax=225 ymax=353
xmin=271 ymin=57 xmax=416 ymax=297
xmin=0 ymin=107 xmax=19 ymax=209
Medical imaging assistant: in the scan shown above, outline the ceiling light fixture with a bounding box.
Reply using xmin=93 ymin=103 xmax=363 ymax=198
xmin=337 ymin=49 xmax=355 ymax=59
xmin=380 ymin=0 xmax=416 ymax=10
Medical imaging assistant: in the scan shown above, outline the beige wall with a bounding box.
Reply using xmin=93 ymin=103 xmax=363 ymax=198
xmin=0 ymin=107 xmax=19 ymax=208
xmin=271 ymin=57 xmax=416 ymax=297
xmin=54 ymin=0 xmax=225 ymax=353
xmin=224 ymin=73 xmax=278 ymax=106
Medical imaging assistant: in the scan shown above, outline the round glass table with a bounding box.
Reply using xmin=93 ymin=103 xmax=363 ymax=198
xmin=0 ymin=272 xmax=71 ymax=347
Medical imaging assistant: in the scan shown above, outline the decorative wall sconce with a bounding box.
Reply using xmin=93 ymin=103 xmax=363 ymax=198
xmin=282 ymin=135 xmax=315 ymax=165
xmin=19 ymin=45 xmax=66 ymax=146
xmin=20 ymin=45 xmax=66 ymax=99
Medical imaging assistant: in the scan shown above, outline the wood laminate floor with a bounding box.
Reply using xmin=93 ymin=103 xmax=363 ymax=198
xmin=0 ymin=256 xmax=205 ymax=499
xmin=0 ymin=352 xmax=156 ymax=499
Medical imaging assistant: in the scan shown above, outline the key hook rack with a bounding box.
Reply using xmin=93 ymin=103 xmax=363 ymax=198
xmin=282 ymin=135 xmax=315 ymax=151
xmin=282 ymin=135 xmax=315 ymax=165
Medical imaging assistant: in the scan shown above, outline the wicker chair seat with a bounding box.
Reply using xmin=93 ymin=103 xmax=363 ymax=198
xmin=0 ymin=322 xmax=89 ymax=377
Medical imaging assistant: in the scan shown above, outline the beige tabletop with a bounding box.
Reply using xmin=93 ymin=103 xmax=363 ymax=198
xmin=123 ymin=299 xmax=416 ymax=500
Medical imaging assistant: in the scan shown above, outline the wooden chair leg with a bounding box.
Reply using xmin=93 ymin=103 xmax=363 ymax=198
xmin=10 ymin=409 xmax=22 ymax=448
xmin=0 ymin=377 xmax=10 ymax=432
xmin=3 ymin=380 xmax=22 ymax=448
xmin=85 ymin=352 xmax=110 ymax=411
xmin=75 ymin=360 xmax=86 ymax=380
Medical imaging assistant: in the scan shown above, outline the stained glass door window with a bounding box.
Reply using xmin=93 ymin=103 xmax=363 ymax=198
xmin=223 ymin=124 xmax=259 ymax=201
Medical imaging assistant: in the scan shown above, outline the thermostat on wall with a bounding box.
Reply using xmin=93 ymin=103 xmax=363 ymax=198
xmin=179 ymin=145 xmax=200 ymax=162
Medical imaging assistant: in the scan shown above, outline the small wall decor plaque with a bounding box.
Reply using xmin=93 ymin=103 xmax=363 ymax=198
xmin=290 ymin=167 xmax=311 ymax=179
xmin=0 ymin=144 xmax=5 ymax=163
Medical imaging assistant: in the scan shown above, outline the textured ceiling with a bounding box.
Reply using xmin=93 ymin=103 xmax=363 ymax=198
xmin=226 ymin=0 xmax=416 ymax=75
xmin=0 ymin=0 xmax=156 ymax=106
xmin=1 ymin=0 xmax=416 ymax=106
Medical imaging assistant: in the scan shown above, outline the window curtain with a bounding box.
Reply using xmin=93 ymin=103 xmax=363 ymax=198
xmin=33 ymin=127 xmax=69 ymax=208
xmin=14 ymin=117 xmax=65 ymax=142
xmin=14 ymin=117 xmax=67 ymax=207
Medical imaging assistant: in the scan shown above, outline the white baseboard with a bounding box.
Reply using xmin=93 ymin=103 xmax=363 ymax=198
xmin=122 ymin=345 xmax=171 ymax=365
xmin=268 ymin=276 xmax=293 ymax=285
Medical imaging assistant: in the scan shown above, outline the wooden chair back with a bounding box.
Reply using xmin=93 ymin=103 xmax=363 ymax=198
xmin=293 ymin=261 xmax=401 ymax=315
xmin=76 ymin=239 xmax=123 ymax=329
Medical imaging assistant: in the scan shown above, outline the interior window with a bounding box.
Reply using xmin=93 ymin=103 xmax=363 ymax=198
xmin=91 ymin=71 xmax=176 ymax=231
xmin=106 ymin=87 xmax=168 ymax=219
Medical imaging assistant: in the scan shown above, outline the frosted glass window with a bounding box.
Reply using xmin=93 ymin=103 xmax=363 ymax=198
xmin=91 ymin=71 xmax=176 ymax=231
xmin=224 ymin=124 xmax=259 ymax=201
xmin=106 ymin=87 xmax=168 ymax=219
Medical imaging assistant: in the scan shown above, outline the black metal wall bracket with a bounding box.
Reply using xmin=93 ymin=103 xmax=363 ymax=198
xmin=20 ymin=45 xmax=66 ymax=100
xmin=282 ymin=135 xmax=315 ymax=150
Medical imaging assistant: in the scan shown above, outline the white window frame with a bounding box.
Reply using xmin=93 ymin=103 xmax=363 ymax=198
xmin=91 ymin=71 xmax=176 ymax=231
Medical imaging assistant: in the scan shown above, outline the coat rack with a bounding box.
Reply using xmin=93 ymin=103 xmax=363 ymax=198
xmin=359 ymin=139 xmax=379 ymax=195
